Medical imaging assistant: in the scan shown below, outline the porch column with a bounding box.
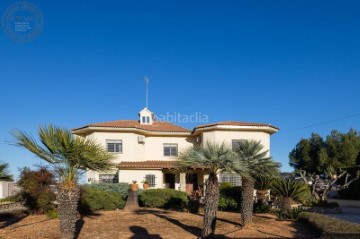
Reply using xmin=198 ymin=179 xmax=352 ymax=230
xmin=179 ymin=173 xmax=186 ymax=192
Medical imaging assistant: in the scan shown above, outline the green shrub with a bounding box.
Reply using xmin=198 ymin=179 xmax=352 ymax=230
xmin=79 ymin=186 xmax=125 ymax=212
xmin=85 ymin=183 xmax=129 ymax=198
xmin=138 ymin=189 xmax=188 ymax=210
xmin=187 ymin=199 xmax=201 ymax=213
xmin=300 ymin=212 xmax=360 ymax=238
xmin=274 ymin=208 xmax=305 ymax=220
xmin=253 ymin=201 xmax=272 ymax=213
xmin=220 ymin=182 xmax=233 ymax=189
xmin=0 ymin=194 xmax=21 ymax=203
xmin=46 ymin=209 xmax=58 ymax=219
xmin=218 ymin=186 xmax=241 ymax=211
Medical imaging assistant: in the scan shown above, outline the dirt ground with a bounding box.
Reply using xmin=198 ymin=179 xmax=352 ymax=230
xmin=0 ymin=209 xmax=317 ymax=239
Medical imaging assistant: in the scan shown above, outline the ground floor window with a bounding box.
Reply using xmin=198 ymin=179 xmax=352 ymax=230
xmin=219 ymin=172 xmax=241 ymax=186
xmin=99 ymin=173 xmax=119 ymax=183
xmin=145 ymin=174 xmax=156 ymax=187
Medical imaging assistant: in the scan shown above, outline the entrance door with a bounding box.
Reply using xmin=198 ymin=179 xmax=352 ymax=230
xmin=164 ymin=173 xmax=175 ymax=189
xmin=186 ymin=173 xmax=198 ymax=194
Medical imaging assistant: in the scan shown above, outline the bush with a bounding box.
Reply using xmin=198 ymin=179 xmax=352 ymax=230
xmin=218 ymin=186 xmax=241 ymax=211
xmin=0 ymin=194 xmax=21 ymax=203
xmin=79 ymin=185 xmax=126 ymax=213
xmin=17 ymin=167 xmax=56 ymax=214
xmin=46 ymin=209 xmax=58 ymax=219
xmin=274 ymin=208 xmax=306 ymax=220
xmin=85 ymin=183 xmax=129 ymax=198
xmin=138 ymin=189 xmax=188 ymax=210
xmin=300 ymin=212 xmax=360 ymax=238
xmin=253 ymin=201 xmax=272 ymax=213
xmin=187 ymin=198 xmax=201 ymax=213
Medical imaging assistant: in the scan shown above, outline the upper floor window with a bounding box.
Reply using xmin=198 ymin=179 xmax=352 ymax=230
xmin=107 ymin=140 xmax=122 ymax=153
xmin=99 ymin=173 xmax=119 ymax=183
xmin=164 ymin=144 xmax=178 ymax=156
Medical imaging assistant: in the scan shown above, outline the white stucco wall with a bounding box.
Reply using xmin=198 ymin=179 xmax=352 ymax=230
xmin=201 ymin=130 xmax=271 ymax=154
xmin=119 ymin=169 xmax=163 ymax=189
xmin=85 ymin=132 xmax=194 ymax=163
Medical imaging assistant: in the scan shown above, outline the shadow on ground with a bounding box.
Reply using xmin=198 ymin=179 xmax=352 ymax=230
xmin=0 ymin=210 xmax=28 ymax=229
xmin=74 ymin=211 xmax=101 ymax=239
xmin=129 ymin=225 xmax=161 ymax=239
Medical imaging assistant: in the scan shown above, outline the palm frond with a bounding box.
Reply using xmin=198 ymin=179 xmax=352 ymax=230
xmin=0 ymin=163 xmax=13 ymax=181
xmin=12 ymin=124 xmax=116 ymax=183
xmin=178 ymin=141 xmax=248 ymax=174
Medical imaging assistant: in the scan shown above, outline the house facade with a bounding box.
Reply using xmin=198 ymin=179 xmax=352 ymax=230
xmin=72 ymin=108 xmax=279 ymax=195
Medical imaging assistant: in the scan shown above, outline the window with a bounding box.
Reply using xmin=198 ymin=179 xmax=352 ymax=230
xmin=146 ymin=116 xmax=150 ymax=123
xmin=142 ymin=116 xmax=146 ymax=123
xmin=220 ymin=172 xmax=242 ymax=186
xmin=232 ymin=139 xmax=242 ymax=151
xmin=107 ymin=140 xmax=122 ymax=153
xmin=164 ymin=144 xmax=178 ymax=156
xmin=145 ymin=174 xmax=156 ymax=187
xmin=99 ymin=174 xmax=119 ymax=183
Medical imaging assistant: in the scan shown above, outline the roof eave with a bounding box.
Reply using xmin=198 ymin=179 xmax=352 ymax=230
xmin=72 ymin=126 xmax=192 ymax=136
xmin=192 ymin=125 xmax=279 ymax=135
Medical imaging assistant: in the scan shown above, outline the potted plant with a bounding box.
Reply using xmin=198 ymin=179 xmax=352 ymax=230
xmin=142 ymin=180 xmax=149 ymax=190
xmin=130 ymin=180 xmax=138 ymax=191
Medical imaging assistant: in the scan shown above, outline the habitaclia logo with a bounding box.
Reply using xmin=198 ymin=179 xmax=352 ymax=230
xmin=2 ymin=2 xmax=44 ymax=43
xmin=155 ymin=112 xmax=209 ymax=124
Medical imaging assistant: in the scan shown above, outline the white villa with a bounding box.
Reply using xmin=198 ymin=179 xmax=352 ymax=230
xmin=72 ymin=108 xmax=279 ymax=195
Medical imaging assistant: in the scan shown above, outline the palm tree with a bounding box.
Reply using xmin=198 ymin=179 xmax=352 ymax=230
xmin=0 ymin=163 xmax=13 ymax=181
xmin=178 ymin=141 xmax=246 ymax=238
xmin=271 ymin=178 xmax=309 ymax=211
xmin=234 ymin=140 xmax=280 ymax=227
xmin=12 ymin=125 xmax=115 ymax=239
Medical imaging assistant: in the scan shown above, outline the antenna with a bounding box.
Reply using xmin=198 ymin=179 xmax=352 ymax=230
xmin=145 ymin=76 xmax=149 ymax=108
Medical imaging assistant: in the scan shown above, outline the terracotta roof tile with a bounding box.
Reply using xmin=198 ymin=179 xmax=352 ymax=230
xmin=194 ymin=121 xmax=279 ymax=130
xmin=73 ymin=120 xmax=190 ymax=133
xmin=118 ymin=160 xmax=208 ymax=170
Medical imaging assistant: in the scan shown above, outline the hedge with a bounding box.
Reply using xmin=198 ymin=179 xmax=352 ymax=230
xmin=79 ymin=184 xmax=127 ymax=213
xmin=138 ymin=189 xmax=188 ymax=210
xmin=218 ymin=184 xmax=241 ymax=211
xmin=300 ymin=212 xmax=360 ymax=239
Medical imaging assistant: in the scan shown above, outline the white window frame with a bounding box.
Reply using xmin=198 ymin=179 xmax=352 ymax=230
xmin=163 ymin=143 xmax=178 ymax=157
xmin=220 ymin=172 xmax=242 ymax=186
xmin=99 ymin=173 xmax=119 ymax=183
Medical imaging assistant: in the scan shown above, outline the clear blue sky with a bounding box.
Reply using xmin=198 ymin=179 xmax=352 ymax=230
xmin=1 ymin=0 xmax=360 ymax=181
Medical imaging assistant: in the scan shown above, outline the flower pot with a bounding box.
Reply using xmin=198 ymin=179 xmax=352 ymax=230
xmin=131 ymin=183 xmax=138 ymax=191
xmin=143 ymin=183 xmax=149 ymax=190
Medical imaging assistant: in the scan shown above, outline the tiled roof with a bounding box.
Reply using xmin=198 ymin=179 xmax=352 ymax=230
xmin=194 ymin=121 xmax=279 ymax=130
xmin=73 ymin=120 xmax=190 ymax=133
xmin=118 ymin=160 xmax=209 ymax=170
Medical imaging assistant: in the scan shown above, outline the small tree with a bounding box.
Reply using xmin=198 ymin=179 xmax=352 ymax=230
xmin=18 ymin=166 xmax=56 ymax=213
xmin=12 ymin=125 xmax=116 ymax=239
xmin=178 ymin=142 xmax=246 ymax=238
xmin=297 ymin=168 xmax=360 ymax=202
xmin=234 ymin=140 xmax=280 ymax=227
